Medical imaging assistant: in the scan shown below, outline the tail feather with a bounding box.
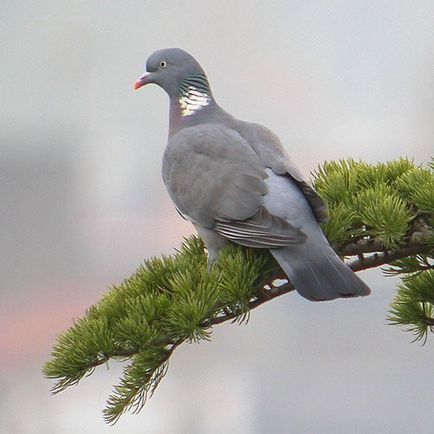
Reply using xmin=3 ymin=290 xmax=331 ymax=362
xmin=259 ymin=168 xmax=370 ymax=300
xmin=271 ymin=237 xmax=370 ymax=301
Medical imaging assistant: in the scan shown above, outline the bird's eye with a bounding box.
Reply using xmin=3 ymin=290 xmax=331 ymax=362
xmin=159 ymin=60 xmax=167 ymax=69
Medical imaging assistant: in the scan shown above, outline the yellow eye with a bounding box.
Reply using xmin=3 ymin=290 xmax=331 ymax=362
xmin=160 ymin=60 xmax=167 ymax=69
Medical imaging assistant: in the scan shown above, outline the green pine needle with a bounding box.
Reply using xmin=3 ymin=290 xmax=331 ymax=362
xmin=43 ymin=237 xmax=277 ymax=422
xmin=388 ymin=270 xmax=434 ymax=344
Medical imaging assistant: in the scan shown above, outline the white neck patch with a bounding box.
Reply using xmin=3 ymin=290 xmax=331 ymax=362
xmin=178 ymin=86 xmax=211 ymax=117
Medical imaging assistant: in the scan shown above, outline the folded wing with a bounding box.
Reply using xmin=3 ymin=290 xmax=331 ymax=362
xmin=163 ymin=123 xmax=306 ymax=247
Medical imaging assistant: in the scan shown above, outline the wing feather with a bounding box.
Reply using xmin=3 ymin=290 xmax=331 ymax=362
xmin=215 ymin=206 xmax=306 ymax=248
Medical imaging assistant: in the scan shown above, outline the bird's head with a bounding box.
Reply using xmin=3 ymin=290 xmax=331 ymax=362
xmin=134 ymin=48 xmax=208 ymax=98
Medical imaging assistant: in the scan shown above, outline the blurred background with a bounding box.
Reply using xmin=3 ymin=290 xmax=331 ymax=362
xmin=1 ymin=1 xmax=434 ymax=433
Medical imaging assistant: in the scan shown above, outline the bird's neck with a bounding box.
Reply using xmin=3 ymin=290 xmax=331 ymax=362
xmin=169 ymin=74 xmax=217 ymax=136
xmin=177 ymin=74 xmax=213 ymax=116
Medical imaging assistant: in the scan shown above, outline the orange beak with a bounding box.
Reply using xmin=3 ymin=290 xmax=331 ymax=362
xmin=133 ymin=73 xmax=151 ymax=90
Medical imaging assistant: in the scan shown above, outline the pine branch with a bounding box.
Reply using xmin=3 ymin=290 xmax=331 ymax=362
xmin=184 ymin=241 xmax=434 ymax=329
xmin=43 ymin=157 xmax=434 ymax=424
xmin=347 ymin=243 xmax=433 ymax=272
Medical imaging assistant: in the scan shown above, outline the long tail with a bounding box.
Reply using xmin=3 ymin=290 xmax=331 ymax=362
xmin=271 ymin=227 xmax=370 ymax=301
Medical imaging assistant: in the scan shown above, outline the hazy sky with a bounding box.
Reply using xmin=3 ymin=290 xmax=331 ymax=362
xmin=1 ymin=1 xmax=434 ymax=433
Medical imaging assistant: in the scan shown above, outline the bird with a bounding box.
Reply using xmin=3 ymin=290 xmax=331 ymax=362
xmin=134 ymin=48 xmax=370 ymax=301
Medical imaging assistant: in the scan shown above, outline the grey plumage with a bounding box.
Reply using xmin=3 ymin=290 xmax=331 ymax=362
xmin=135 ymin=48 xmax=370 ymax=301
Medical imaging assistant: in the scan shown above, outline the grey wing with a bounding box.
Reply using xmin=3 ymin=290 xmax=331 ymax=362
xmin=163 ymin=124 xmax=306 ymax=247
xmin=233 ymin=121 xmax=328 ymax=223
xmin=215 ymin=206 xmax=306 ymax=248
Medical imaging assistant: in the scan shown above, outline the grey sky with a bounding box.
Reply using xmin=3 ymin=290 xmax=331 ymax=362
xmin=1 ymin=1 xmax=434 ymax=433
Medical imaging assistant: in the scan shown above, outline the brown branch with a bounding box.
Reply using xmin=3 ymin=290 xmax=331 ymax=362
xmin=339 ymin=237 xmax=431 ymax=256
xmin=99 ymin=240 xmax=432 ymax=362
xmin=340 ymin=238 xmax=386 ymax=255
xmin=91 ymin=339 xmax=177 ymax=369
xmin=347 ymin=244 xmax=432 ymax=272
xmin=422 ymin=317 xmax=434 ymax=327
xmin=202 ymin=242 xmax=433 ymax=330
xmin=201 ymin=282 xmax=294 ymax=328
